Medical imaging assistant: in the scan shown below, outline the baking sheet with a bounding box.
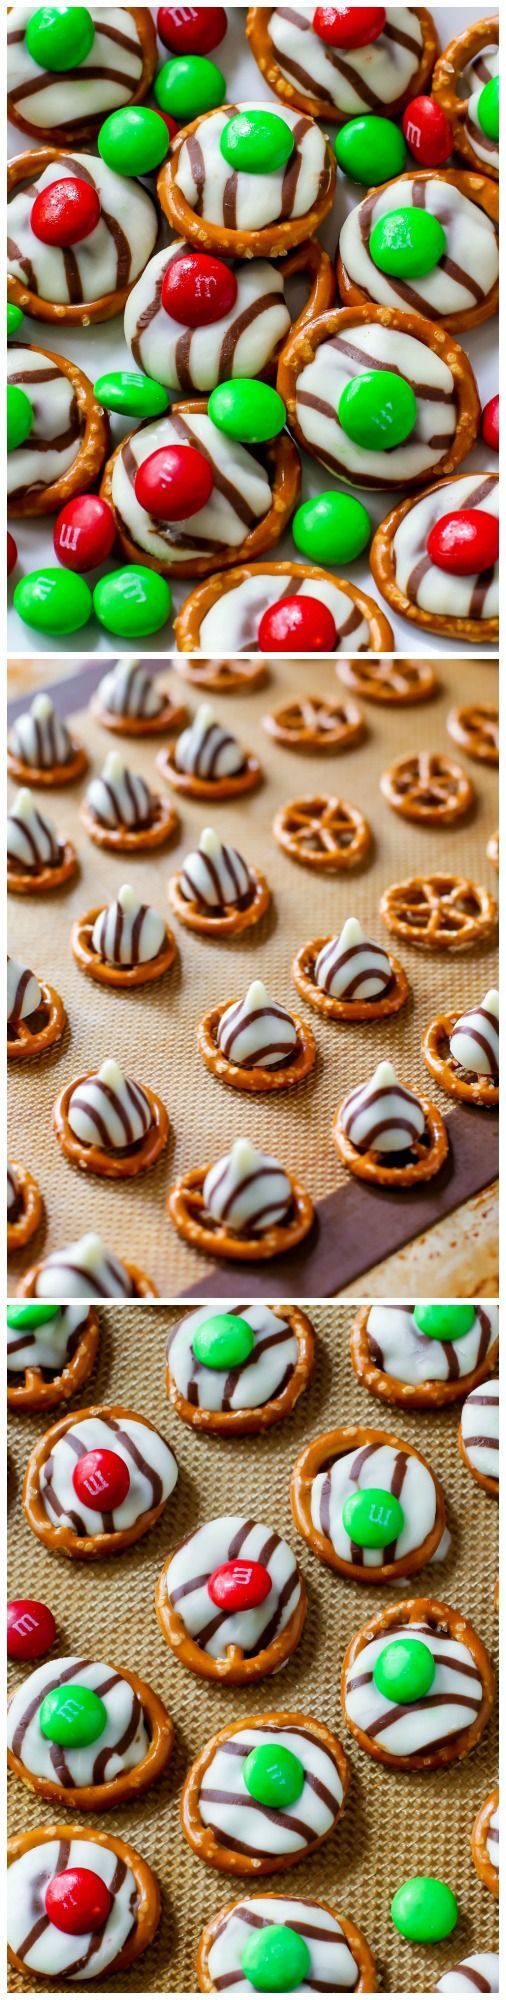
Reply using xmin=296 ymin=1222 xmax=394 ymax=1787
xmin=7 ymin=652 xmax=498 ymax=1297
xmin=7 ymin=1301 xmax=499 ymax=1993
xmin=7 ymin=3 xmax=498 ymax=657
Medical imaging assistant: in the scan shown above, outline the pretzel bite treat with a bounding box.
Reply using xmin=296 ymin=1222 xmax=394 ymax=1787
xmin=91 ymin=656 xmax=186 ymax=736
xmin=8 ymin=953 xmax=66 ymax=1061
xmin=82 ymin=752 xmax=177 ymax=851
xmin=436 ymin=1954 xmax=499 ymax=1993
xmin=291 ymin=1425 xmax=448 ymax=1584
xmin=174 ymin=560 xmax=394 ymax=652
xmin=433 ymin=18 xmax=499 ymax=177
xmin=53 ymin=1058 xmax=170 ymax=1181
xmin=72 ymin=884 xmax=177 ymax=991
xmin=338 ymin=170 xmax=498 ymax=334
xmin=7 ymin=788 xmax=77 ymax=894
xmin=166 ymin=1303 xmax=315 ymax=1436
xmin=7 ymin=1302 xmax=99 ymax=1413
xmin=168 ymin=1136 xmax=314 ymax=1262
xmin=459 ymin=1380 xmax=499 ymax=1496
xmin=292 ymin=915 xmax=409 ymax=1023
xmin=125 ymin=237 xmax=334 ymax=391
xmin=472 ymin=1787 xmax=499 ymax=1897
xmin=7 ymin=1823 xmax=160 ymax=1982
xmin=7 ymin=344 xmax=108 ymax=515
xmin=8 ymin=1653 xmax=173 ymax=1810
xmin=8 ymin=149 xmax=158 ymax=323
xmin=7 ymin=9 xmax=157 ymax=144
xmin=181 ymin=1711 xmax=349 ymax=1874
xmin=18 ymin=1230 xmax=157 ymax=1300
xmin=101 ymin=397 xmax=299 ymax=579
xmin=8 ymin=694 xmax=87 ymax=786
xmin=350 ymin=1302 xmax=499 ymax=1409
xmin=370 ymin=470 xmax=499 ymax=642
xmin=198 ymin=979 xmax=316 ymax=1093
xmin=23 ymin=1404 xmax=178 ymax=1558
xmin=159 ymin=703 xmax=261 ymax=798
xmin=342 ymin=1599 xmax=494 ymax=1771
xmin=423 ymin=987 xmax=499 ymax=1107
xmin=333 ymin=1058 xmax=448 ymax=1185
xmin=156 ymin=1513 xmax=307 ymax=1682
xmin=247 ymin=6 xmax=437 ymax=123
xmin=158 ymin=102 xmax=336 ymax=259
xmin=8 ymin=1160 xmax=44 ymax=1253
xmin=169 ymin=826 xmax=270 ymax=938
xmin=197 ymin=1891 xmax=377 ymax=1993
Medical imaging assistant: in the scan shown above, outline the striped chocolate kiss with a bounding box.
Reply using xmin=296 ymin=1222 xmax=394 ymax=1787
xmin=341 ymin=1059 xmax=425 ymax=1153
xmin=315 ymin=916 xmax=392 ymax=1001
xmin=449 ymin=989 xmax=499 ymax=1077
xmin=217 ymin=980 xmax=298 ymax=1069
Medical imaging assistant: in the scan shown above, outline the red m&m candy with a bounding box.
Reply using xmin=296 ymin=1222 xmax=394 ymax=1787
xmin=7 ymin=531 xmax=18 ymax=576
xmin=157 ymin=8 xmax=227 ymax=55
xmin=482 ymin=394 xmax=499 ymax=453
xmin=72 ymin=1448 xmax=130 ymax=1511
xmin=31 ymin=177 xmax=100 ymax=248
xmin=162 ymin=251 xmax=237 ymax=327
xmin=313 ymin=7 xmax=386 ymax=48
xmin=45 ymin=1868 xmax=112 ymax=1937
xmin=258 ymin=595 xmax=337 ymax=653
xmin=135 ymin=444 xmax=213 ymax=520
xmin=427 ymin=509 xmax=499 ymax=576
xmin=401 ymin=96 xmax=453 ymax=167
xmin=208 ymin=1560 xmax=272 ymax=1612
xmin=54 ymin=496 xmax=116 ymax=573
xmin=7 ymin=1599 xmax=56 ymax=1661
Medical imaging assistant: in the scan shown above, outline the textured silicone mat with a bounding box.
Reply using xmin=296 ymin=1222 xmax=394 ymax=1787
xmin=7 ymin=654 xmax=498 ymax=1297
xmin=7 ymin=1302 xmax=499 ymax=1993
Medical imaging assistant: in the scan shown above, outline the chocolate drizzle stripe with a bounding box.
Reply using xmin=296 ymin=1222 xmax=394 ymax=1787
xmin=364 ymin=1690 xmax=480 ymax=1738
xmin=18 ymin=1837 xmax=70 ymax=1960
xmin=200 ymin=1787 xmax=318 ymax=1844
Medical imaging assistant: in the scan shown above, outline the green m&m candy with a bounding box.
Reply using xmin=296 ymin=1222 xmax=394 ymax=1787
xmin=192 ymin=1313 xmax=255 ymax=1371
xmin=413 ymin=1304 xmax=475 ymax=1341
xmin=244 ymin=1743 xmax=305 ymax=1809
xmin=7 ymin=303 xmax=24 ymax=338
xmin=220 ymin=109 xmax=294 ymax=174
xmin=339 ymin=369 xmax=417 ymax=450
xmin=208 ymin=378 xmax=285 ymax=443
xmin=242 ymin=1924 xmax=311 ymax=1993
xmin=7 ymin=385 xmax=33 ymax=453
xmin=154 ymin=55 xmax=225 ymax=122
xmin=14 ymin=568 xmax=92 ymax=635
xmin=39 ymin=1684 xmax=107 ymax=1749
xmin=373 ymin=1637 xmax=435 ymax=1704
xmin=94 ymin=371 xmax=170 ymax=419
xmin=342 ymin=1487 xmax=404 ymax=1549
xmin=26 ymin=7 xmax=95 ymax=72
xmin=477 ymin=74 xmax=499 ymax=143
xmin=7 ymin=1305 xmax=58 ymax=1329
xmin=391 ymin=1877 xmax=458 ymax=1944
xmin=335 ymin=115 xmax=406 ymax=185
xmin=369 ymin=205 xmax=447 ymax=278
xmin=293 ymin=491 xmax=371 ymax=565
xmin=93 ymin=566 xmax=172 ymax=638
xmin=98 ymin=106 xmax=170 ymax=176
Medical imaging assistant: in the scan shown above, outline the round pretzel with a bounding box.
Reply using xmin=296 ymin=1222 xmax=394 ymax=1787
xmin=380 ymin=752 xmax=474 ymax=824
xmin=197 ymin=1891 xmax=377 ymax=1992
xmin=167 ymin=1166 xmax=314 ymax=1263
xmin=341 ymin=1598 xmax=495 ymax=1772
xmin=432 ymin=18 xmax=499 ymax=178
xmin=332 ymin=1091 xmax=448 ymax=1186
xmin=7 ymin=8 xmax=158 ymax=145
xmin=447 ymin=703 xmax=499 ymax=765
xmin=7 ymin=1822 xmax=161 ymax=1979
xmin=80 ymin=793 xmax=178 ymax=853
xmin=23 ymin=1403 xmax=172 ymax=1558
xmin=380 ymin=872 xmax=497 ymax=951
xmin=181 ymin=1710 xmax=350 ymax=1875
xmin=337 ymin=658 xmax=437 ymax=704
xmin=52 ymin=1074 xmax=170 ymax=1180
xmin=166 ymin=1304 xmax=315 ymax=1437
xmin=156 ymin=744 xmax=262 ymax=800
xmin=155 ymin=1549 xmax=308 ymax=1685
xmin=273 ymin=794 xmax=371 ymax=872
xmin=350 ymin=1302 xmax=499 ymax=1412
xmin=263 ymin=695 xmax=364 ymax=753
xmin=337 ymin=169 xmax=499 ymax=336
xmin=246 ymin=4 xmax=437 ymax=124
xmin=197 ymin=1002 xmax=316 ymax=1094
xmin=8 ymin=147 xmax=158 ymax=325
xmin=8 ymin=1661 xmax=174 ymax=1812
xmin=7 ymin=1163 xmax=44 ymax=1253
xmin=7 ymin=1307 xmax=99 ymax=1414
xmin=369 ymin=468 xmax=499 ymax=646
xmin=71 ymin=908 xmax=177 ymax=991
xmin=8 ymin=978 xmax=66 ymax=1061
xmin=168 ymin=866 xmax=270 ymax=940
xmin=422 ymin=1013 xmax=498 ymax=1109
xmin=174 ymin=560 xmax=394 ymax=653
xmin=7 ymin=839 xmax=77 ymax=896
xmin=157 ymin=106 xmax=336 ymax=261
xmin=7 ymin=337 xmax=110 ymax=514
xmin=7 ymin=740 xmax=88 ymax=786
xmin=471 ymin=1788 xmax=499 ymax=1896
xmin=101 ymin=418 xmax=301 ymax=580
xmin=291 ymin=939 xmax=409 ymax=1025
xmin=174 ymin=657 xmax=268 ymax=694
xmin=291 ymin=1424 xmax=447 ymax=1583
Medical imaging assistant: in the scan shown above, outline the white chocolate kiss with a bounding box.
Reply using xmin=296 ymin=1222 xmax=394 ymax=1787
xmin=7 ymin=1303 xmax=89 ymax=1372
xmin=8 ymin=151 xmax=157 ymax=308
xmin=7 ymin=1834 xmax=137 ymax=1982
xmin=111 ymin=409 xmax=271 ymax=566
xmin=10 ymin=693 xmax=73 ymax=769
xmin=449 ymin=989 xmax=499 ymax=1076
xmin=7 ymin=346 xmax=83 ymax=501
xmin=436 ymin=1954 xmax=500 ymax=1994
xmin=315 ymin=917 xmax=392 ymax=1000
xmin=7 ymin=787 xmax=60 ymax=870
xmin=204 ymin=1137 xmax=293 ymax=1235
xmin=40 ymin=1413 xmax=178 ymax=1537
xmin=86 ymin=753 xmax=153 ymax=829
xmin=217 ymin=980 xmax=298 ymax=1068
xmin=34 ymin=1232 xmax=137 ymax=1299
xmin=92 ymin=885 xmax=166 ymax=967
xmin=339 ymin=176 xmax=498 ymax=321
xmin=460 ymin=1379 xmax=499 ymax=1483
xmin=311 ymin=1439 xmax=439 ymax=1569
xmin=341 ymin=1059 xmax=425 ymax=1154
xmin=295 ymin=321 xmax=457 ymax=486
xmin=196 ymin=572 xmax=370 ymax=653
xmin=96 ymin=657 xmax=165 ymax=720
xmin=269 ymin=5 xmax=423 ymax=114
xmin=168 ymin=1302 xmax=298 ymax=1413
xmin=174 ymin=102 xmax=329 ymax=233
xmin=7 ymin=1654 xmax=150 ymax=1786
xmin=67 ymin=1059 xmax=153 ymax=1151
xmin=200 ymin=1720 xmax=344 ymax=1858
xmin=344 ymin=1618 xmax=484 ymax=1757
xmin=124 ymin=241 xmax=291 ymax=392
xmin=207 ymin=1894 xmax=360 ymax=1992
xmin=463 ymin=46 xmax=499 ymax=172
xmin=8 ymin=8 xmax=144 ymax=129
xmin=7 ymin=954 xmax=42 ymax=1025
xmin=175 ymin=704 xmax=246 ymax=779
xmin=392 ymin=471 xmax=499 ymax=622
xmin=366 ymin=1302 xmax=498 ymax=1386
xmin=180 ymin=826 xmax=253 ymax=909
xmin=165 ymin=1513 xmax=301 ymax=1659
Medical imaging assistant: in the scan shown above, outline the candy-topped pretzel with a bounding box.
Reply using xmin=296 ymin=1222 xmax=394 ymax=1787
xmin=7 ymin=9 xmax=158 ymax=145
xmin=7 ymin=1303 xmax=99 ymax=1414
xmin=246 ymin=7 xmax=438 ymax=125
xmin=7 ymin=1822 xmax=161 ymax=1983
xmin=156 ymin=1513 xmax=307 ymax=1684
xmin=432 ymin=17 xmax=499 ymax=178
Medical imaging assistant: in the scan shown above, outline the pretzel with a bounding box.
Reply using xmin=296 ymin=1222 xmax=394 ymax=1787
xmin=7 ymin=740 xmax=88 ymax=786
xmin=80 ymin=792 xmax=178 ymax=853
xmin=197 ymin=1892 xmax=377 ymax=1994
xmin=7 ymin=1822 xmax=161 ymax=1980
xmin=175 ymin=658 xmax=268 ymax=694
xmin=101 ymin=416 xmax=301 ymax=580
xmin=291 ymin=1425 xmax=447 ymax=1586
xmin=23 ymin=1403 xmax=173 ymax=1558
xmin=7 ymin=838 xmax=77 ymax=896
xmin=369 ymin=470 xmax=499 ymax=645
xmin=337 ymin=658 xmax=437 ymax=704
xmin=246 ymin=5 xmax=438 ymax=124
xmin=168 ymin=866 xmax=270 ymax=939
xmin=273 ymin=794 xmax=371 ymax=872
xmin=8 ymin=978 xmax=66 ymax=1061
xmin=7 ymin=1163 xmax=44 ymax=1253
xmin=332 ymin=1090 xmax=448 ymax=1186
xmin=263 ymin=695 xmax=364 ymax=753
xmin=197 ymin=1002 xmax=316 ymax=1094
xmin=380 ymin=751 xmax=474 ymax=824
xmin=7 ymin=9 xmax=158 ymax=145
xmin=487 ymin=829 xmax=499 ymax=872
xmin=432 ymin=18 xmax=499 ymax=177
xmin=166 ymin=1305 xmax=315 ymax=1437
xmin=52 ymin=1073 xmax=170 ymax=1182
xmin=337 ymin=169 xmax=499 ymax=336
xmin=350 ymin=1303 xmax=499 ymax=1412
xmin=341 ymin=1599 xmax=495 ymax=1772
xmin=447 ymin=702 xmax=499 ymax=765
xmin=8 ymin=1662 xmax=173 ymax=1812
xmin=71 ymin=908 xmax=178 ymax=991
xmin=8 ymin=147 xmax=158 ymax=325
xmin=7 ymin=1307 xmax=99 ymax=1414
xmin=167 ymin=1166 xmax=314 ymax=1263
xmin=174 ymin=560 xmax=395 ymax=653
xmin=90 ymin=690 xmax=188 ymax=738
xmin=157 ymin=106 xmax=336 ymax=261
xmin=380 ymin=872 xmax=497 ymax=951
xmin=471 ymin=1788 xmax=499 ymax=1897
xmin=155 ymin=1549 xmax=308 ymax=1685
xmin=181 ymin=1710 xmax=350 ymax=1875
xmin=17 ymin=1259 xmax=158 ymax=1300
xmin=7 ymin=336 xmax=109 ymax=517
xmin=291 ymin=938 xmax=409 ymax=1025
xmin=156 ymin=743 xmax=262 ymax=800
xmin=277 ymin=302 xmax=480 ymax=489
xmin=422 ymin=1013 xmax=499 ymax=1108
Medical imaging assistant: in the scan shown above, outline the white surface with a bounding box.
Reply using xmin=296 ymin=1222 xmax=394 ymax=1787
xmin=7 ymin=3 xmax=497 ymax=656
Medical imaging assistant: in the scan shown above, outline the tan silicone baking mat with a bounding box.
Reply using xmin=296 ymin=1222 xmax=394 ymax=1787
xmin=7 ymin=1302 xmax=499 ymax=1993
xmin=7 ymin=655 xmax=498 ymax=1297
